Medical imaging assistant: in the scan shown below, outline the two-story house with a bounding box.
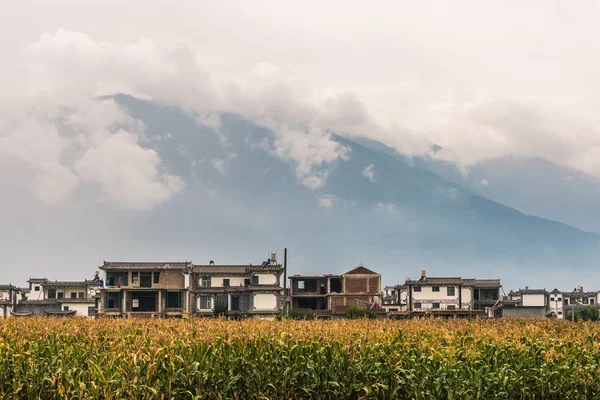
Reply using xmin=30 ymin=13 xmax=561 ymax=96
xmin=191 ymin=260 xmax=284 ymax=316
xmin=289 ymin=265 xmax=384 ymax=318
xmin=403 ymin=270 xmax=502 ymax=318
xmin=16 ymin=276 xmax=100 ymax=316
xmin=0 ymin=285 xmax=19 ymax=317
xmin=98 ymin=261 xmax=192 ymax=318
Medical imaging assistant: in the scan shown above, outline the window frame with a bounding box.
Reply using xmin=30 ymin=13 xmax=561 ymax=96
xmin=447 ymin=287 xmax=455 ymax=296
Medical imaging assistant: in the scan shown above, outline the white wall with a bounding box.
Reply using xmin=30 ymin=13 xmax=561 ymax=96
xmin=207 ymin=277 xmax=247 ymax=287
xmin=411 ymin=286 xmax=460 ymax=301
xmin=255 ymin=273 xmax=277 ymax=285
xmin=254 ymin=293 xmax=277 ymax=310
xmin=461 ymin=287 xmax=472 ymax=308
xmin=29 ymin=287 xmax=44 ymax=300
xmin=522 ymin=293 xmax=545 ymax=307
xmin=0 ymin=290 xmax=9 ymax=301
xmin=63 ymin=302 xmax=92 ymax=317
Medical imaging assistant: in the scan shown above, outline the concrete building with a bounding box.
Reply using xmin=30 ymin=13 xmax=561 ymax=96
xmin=289 ymin=265 xmax=384 ymax=318
xmin=0 ymin=285 xmax=19 ymax=317
xmin=402 ymin=270 xmax=502 ymax=318
xmin=98 ymin=262 xmax=192 ymax=318
xmin=502 ymin=288 xmax=548 ymax=318
xmin=16 ymin=276 xmax=99 ymax=317
xmin=191 ymin=260 xmax=284 ymax=316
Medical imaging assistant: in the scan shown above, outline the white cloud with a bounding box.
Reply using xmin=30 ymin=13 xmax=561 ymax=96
xmin=362 ymin=164 xmax=375 ymax=182
xmin=74 ymin=129 xmax=184 ymax=210
xmin=210 ymin=153 xmax=238 ymax=176
xmin=317 ymin=194 xmax=336 ymax=208
xmin=479 ymin=179 xmax=489 ymax=186
xmin=374 ymin=202 xmax=399 ymax=216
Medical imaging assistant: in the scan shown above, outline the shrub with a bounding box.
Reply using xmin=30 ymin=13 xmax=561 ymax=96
xmin=346 ymin=305 xmax=377 ymax=319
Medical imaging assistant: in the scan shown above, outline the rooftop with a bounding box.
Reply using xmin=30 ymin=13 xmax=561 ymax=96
xmin=101 ymin=261 xmax=192 ymax=270
xmin=0 ymin=285 xmax=18 ymax=291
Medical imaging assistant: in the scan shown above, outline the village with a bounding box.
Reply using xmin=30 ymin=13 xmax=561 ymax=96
xmin=0 ymin=251 xmax=594 ymax=320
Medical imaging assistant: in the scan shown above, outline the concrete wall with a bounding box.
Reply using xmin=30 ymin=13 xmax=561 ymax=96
xmin=461 ymin=287 xmax=472 ymax=308
xmin=211 ymin=276 xmax=246 ymax=287
xmin=63 ymin=302 xmax=93 ymax=317
xmin=255 ymin=273 xmax=277 ymax=285
xmin=522 ymin=294 xmax=545 ymax=307
xmin=254 ymin=293 xmax=277 ymax=310
xmin=503 ymin=307 xmax=547 ymax=319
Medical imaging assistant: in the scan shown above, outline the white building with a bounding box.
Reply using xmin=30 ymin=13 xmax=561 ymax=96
xmin=0 ymin=285 xmax=19 ymax=317
xmin=403 ymin=270 xmax=501 ymax=318
xmin=192 ymin=261 xmax=284 ymax=316
xmin=502 ymin=288 xmax=548 ymax=318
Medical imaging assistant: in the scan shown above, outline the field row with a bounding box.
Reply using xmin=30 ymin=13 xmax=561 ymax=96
xmin=1 ymin=318 xmax=600 ymax=399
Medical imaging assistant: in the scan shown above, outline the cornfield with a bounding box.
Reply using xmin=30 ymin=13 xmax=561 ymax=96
xmin=1 ymin=318 xmax=600 ymax=399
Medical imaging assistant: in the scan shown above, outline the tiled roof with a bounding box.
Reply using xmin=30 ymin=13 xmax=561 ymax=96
xmin=43 ymin=280 xmax=97 ymax=287
xmin=471 ymin=279 xmax=501 ymax=288
xmin=344 ymin=266 xmax=379 ymax=275
xmin=408 ymin=277 xmax=464 ymax=285
xmin=517 ymin=289 xmax=547 ymax=295
xmin=193 ymin=266 xmax=248 ymax=274
xmin=101 ymin=262 xmax=191 ymax=270
xmin=0 ymin=285 xmax=18 ymax=290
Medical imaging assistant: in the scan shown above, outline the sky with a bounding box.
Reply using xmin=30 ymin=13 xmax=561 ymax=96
xmin=2 ymin=1 xmax=600 ymax=286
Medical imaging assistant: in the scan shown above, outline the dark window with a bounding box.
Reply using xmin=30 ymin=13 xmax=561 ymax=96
xmin=223 ymin=279 xmax=230 ymax=287
xmin=414 ymin=302 xmax=422 ymax=309
xmin=413 ymin=286 xmax=421 ymax=292
xmin=63 ymin=306 xmax=69 ymax=311
xmin=432 ymin=302 xmax=440 ymax=309
xmin=166 ymin=292 xmax=182 ymax=309
xmin=447 ymin=287 xmax=455 ymax=296
xmin=48 ymin=289 xmax=56 ymax=299
xmin=132 ymin=272 xmax=139 ymax=284
xmin=57 ymin=292 xmax=64 ymax=299
xmin=252 ymin=276 xmax=259 ymax=285
xmin=78 ymin=292 xmax=84 ymax=299
xmin=201 ymin=277 xmax=211 ymax=288
xmin=447 ymin=305 xmax=456 ymax=310
xmin=244 ymin=279 xmax=251 ymax=286
xmin=584 ymin=298 xmax=589 ymax=305
xmin=432 ymin=286 xmax=440 ymax=292
xmin=34 ymin=286 xmax=40 ymax=292
xmin=71 ymin=292 xmax=77 ymax=299
xmin=153 ymin=272 xmax=160 ymax=284
xmin=550 ymin=297 xmax=555 ymax=301
xmin=140 ymin=272 xmax=152 ymax=288
xmin=199 ymin=296 xmax=212 ymax=309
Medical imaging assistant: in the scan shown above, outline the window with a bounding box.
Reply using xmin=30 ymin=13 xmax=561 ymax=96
xmin=132 ymin=299 xmax=139 ymax=308
xmin=153 ymin=272 xmax=160 ymax=284
xmin=447 ymin=287 xmax=455 ymax=296
xmin=564 ymin=298 xmax=569 ymax=305
xmin=223 ymin=279 xmax=230 ymax=287
xmin=550 ymin=297 xmax=555 ymax=301
xmin=413 ymin=286 xmax=421 ymax=292
xmin=57 ymin=292 xmax=64 ymax=299
xmin=34 ymin=286 xmax=40 ymax=292
xmin=63 ymin=306 xmax=69 ymax=311
xmin=557 ymin=297 xmax=562 ymax=301
xmin=252 ymin=276 xmax=259 ymax=285
xmin=447 ymin=305 xmax=456 ymax=310
xmin=48 ymin=289 xmax=56 ymax=299
xmin=584 ymin=297 xmax=589 ymax=305
xmin=432 ymin=286 xmax=440 ymax=292
xmin=199 ymin=296 xmax=212 ymax=309
xmin=414 ymin=302 xmax=422 ymax=309
xmin=591 ymin=299 xmax=595 ymax=305
xmin=201 ymin=277 xmax=211 ymax=288
xmin=140 ymin=272 xmax=152 ymax=288
xmin=298 ymin=280 xmax=305 ymax=290
xmin=71 ymin=292 xmax=77 ymax=299
xmin=78 ymin=292 xmax=84 ymax=299
xmin=432 ymin=302 xmax=440 ymax=309
xmin=132 ymin=272 xmax=139 ymax=284
xmin=558 ymin=311 xmax=563 ymax=315
xmin=244 ymin=278 xmax=251 ymax=286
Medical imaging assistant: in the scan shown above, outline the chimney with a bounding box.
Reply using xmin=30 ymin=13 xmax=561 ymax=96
xmin=406 ymin=276 xmax=410 ymax=283
xmin=421 ymin=269 xmax=426 ymax=278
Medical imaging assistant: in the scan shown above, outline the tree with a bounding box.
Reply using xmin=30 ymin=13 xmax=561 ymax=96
xmin=213 ymin=300 xmax=228 ymax=317
xmin=566 ymin=306 xmax=599 ymax=322
xmin=346 ymin=305 xmax=377 ymax=320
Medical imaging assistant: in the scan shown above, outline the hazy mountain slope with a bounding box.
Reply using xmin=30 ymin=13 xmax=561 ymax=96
xmin=111 ymin=94 xmax=600 ymax=288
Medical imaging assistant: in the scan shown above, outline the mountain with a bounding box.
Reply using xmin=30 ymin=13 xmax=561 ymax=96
xmin=110 ymin=94 xmax=600 ymax=289
xmin=414 ymin=153 xmax=600 ymax=234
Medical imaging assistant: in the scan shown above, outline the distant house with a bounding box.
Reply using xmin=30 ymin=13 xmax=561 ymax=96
xmin=289 ymin=265 xmax=384 ymax=318
xmin=16 ymin=276 xmax=99 ymax=317
xmin=0 ymin=285 xmax=19 ymax=317
xmin=98 ymin=262 xmax=192 ymax=318
xmin=191 ymin=260 xmax=284 ymax=316
xmin=502 ymin=288 xmax=548 ymax=318
xmin=401 ymin=270 xmax=502 ymax=318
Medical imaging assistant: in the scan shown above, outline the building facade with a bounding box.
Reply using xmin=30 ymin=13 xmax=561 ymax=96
xmin=98 ymin=262 xmax=192 ymax=318
xmin=191 ymin=261 xmax=284 ymax=316
xmin=289 ymin=265 xmax=384 ymax=318
xmin=0 ymin=285 xmax=19 ymax=317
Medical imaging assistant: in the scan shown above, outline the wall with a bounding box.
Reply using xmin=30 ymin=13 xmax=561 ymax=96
xmin=254 ymin=293 xmax=277 ymax=310
xmin=522 ymin=294 xmax=545 ymax=307
xmin=255 ymin=273 xmax=277 ymax=285
xmin=461 ymin=287 xmax=472 ymax=308
xmin=210 ymin=276 xmax=246 ymax=287
xmin=63 ymin=302 xmax=93 ymax=317
xmin=503 ymin=307 xmax=546 ymax=319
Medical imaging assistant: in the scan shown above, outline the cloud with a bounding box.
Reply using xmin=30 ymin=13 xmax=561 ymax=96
xmin=260 ymin=119 xmax=350 ymax=189
xmin=211 ymin=159 xmax=227 ymax=176
xmin=374 ymin=202 xmax=399 ymax=216
xmin=479 ymin=179 xmax=488 ymax=186
xmin=362 ymin=164 xmax=375 ymax=182
xmin=317 ymin=194 xmax=336 ymax=208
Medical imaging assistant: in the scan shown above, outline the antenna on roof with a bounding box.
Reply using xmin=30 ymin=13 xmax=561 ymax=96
xmin=209 ymin=260 xmax=215 ymax=265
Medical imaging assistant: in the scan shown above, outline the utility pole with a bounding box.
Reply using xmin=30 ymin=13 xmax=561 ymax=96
xmin=283 ymin=248 xmax=288 ymax=317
